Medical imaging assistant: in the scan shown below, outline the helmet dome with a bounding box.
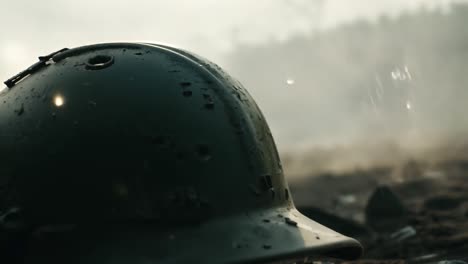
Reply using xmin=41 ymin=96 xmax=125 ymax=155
xmin=0 ymin=43 xmax=362 ymax=263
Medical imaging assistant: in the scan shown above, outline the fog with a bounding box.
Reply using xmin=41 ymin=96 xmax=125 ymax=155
xmin=225 ymin=2 xmax=468 ymax=176
xmin=2 ymin=0 xmax=467 ymax=177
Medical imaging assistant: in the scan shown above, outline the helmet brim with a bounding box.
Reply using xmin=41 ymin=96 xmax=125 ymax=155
xmin=162 ymin=207 xmax=363 ymax=263
xmin=26 ymin=209 xmax=362 ymax=264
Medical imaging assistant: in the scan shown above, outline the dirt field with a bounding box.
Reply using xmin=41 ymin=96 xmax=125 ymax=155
xmin=289 ymin=157 xmax=468 ymax=263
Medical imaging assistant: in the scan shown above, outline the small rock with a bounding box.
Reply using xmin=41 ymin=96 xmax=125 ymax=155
xmin=365 ymin=185 xmax=408 ymax=232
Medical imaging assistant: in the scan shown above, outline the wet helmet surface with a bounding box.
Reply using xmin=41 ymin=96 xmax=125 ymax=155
xmin=0 ymin=43 xmax=362 ymax=263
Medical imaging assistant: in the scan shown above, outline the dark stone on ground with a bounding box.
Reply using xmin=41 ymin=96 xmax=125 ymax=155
xmin=365 ymin=186 xmax=408 ymax=232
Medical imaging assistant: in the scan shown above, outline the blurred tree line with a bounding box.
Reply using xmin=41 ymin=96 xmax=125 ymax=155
xmin=226 ymin=4 xmax=468 ymax=151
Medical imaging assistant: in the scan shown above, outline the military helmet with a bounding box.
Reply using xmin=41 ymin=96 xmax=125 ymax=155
xmin=0 ymin=43 xmax=362 ymax=263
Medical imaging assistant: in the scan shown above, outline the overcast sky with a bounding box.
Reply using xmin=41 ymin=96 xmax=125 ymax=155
xmin=0 ymin=0 xmax=461 ymax=82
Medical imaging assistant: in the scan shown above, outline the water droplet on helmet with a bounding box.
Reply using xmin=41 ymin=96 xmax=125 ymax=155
xmin=263 ymin=244 xmax=272 ymax=250
xmin=53 ymin=95 xmax=65 ymax=107
xmin=204 ymin=102 xmax=215 ymax=110
xmin=182 ymin=90 xmax=192 ymax=97
xmin=232 ymin=242 xmax=242 ymax=249
xmin=285 ymin=217 xmax=298 ymax=227
xmin=269 ymin=188 xmax=275 ymax=199
xmin=88 ymin=100 xmax=97 ymax=107
xmin=180 ymin=82 xmax=191 ymax=87
xmin=196 ymin=144 xmax=212 ymax=161
xmin=249 ymin=184 xmax=261 ymax=197
xmin=14 ymin=104 xmax=25 ymax=115
xmin=260 ymin=175 xmax=273 ymax=190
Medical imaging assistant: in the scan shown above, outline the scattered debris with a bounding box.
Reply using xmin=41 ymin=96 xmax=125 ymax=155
xmin=390 ymin=226 xmax=417 ymax=242
xmin=338 ymin=194 xmax=358 ymax=205
xmin=291 ymin=158 xmax=468 ymax=262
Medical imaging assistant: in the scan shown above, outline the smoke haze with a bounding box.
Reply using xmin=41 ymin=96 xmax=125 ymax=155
xmin=225 ymin=4 xmax=468 ymax=176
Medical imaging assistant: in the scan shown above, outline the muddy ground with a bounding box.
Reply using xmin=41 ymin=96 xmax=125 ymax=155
xmin=289 ymin=158 xmax=468 ymax=263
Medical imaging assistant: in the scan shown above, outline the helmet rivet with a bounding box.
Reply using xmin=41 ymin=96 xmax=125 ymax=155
xmin=86 ymin=55 xmax=114 ymax=70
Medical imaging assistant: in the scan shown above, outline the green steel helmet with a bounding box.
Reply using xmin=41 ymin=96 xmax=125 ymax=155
xmin=0 ymin=43 xmax=362 ymax=263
